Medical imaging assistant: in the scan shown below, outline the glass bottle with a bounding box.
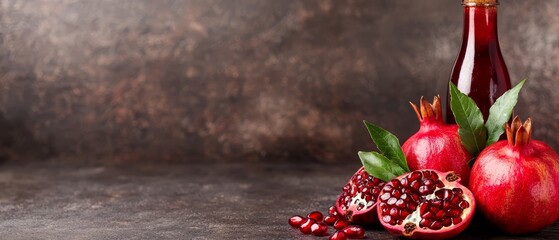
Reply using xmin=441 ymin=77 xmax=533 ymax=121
xmin=446 ymin=0 xmax=511 ymax=123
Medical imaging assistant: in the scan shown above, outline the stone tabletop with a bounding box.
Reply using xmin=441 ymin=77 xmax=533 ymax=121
xmin=0 ymin=161 xmax=556 ymax=239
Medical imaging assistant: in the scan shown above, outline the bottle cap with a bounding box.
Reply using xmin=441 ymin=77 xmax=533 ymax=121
xmin=462 ymin=0 xmax=499 ymax=6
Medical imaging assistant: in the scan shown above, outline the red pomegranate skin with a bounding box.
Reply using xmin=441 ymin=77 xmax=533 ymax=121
xmin=403 ymin=120 xmax=471 ymax=184
xmin=470 ymin=140 xmax=559 ymax=234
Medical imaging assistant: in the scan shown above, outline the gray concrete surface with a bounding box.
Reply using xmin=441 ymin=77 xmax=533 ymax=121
xmin=0 ymin=161 xmax=556 ymax=239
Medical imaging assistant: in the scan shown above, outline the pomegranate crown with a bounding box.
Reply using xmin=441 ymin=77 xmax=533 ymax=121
xmin=505 ymin=116 xmax=532 ymax=147
xmin=409 ymin=95 xmax=443 ymax=122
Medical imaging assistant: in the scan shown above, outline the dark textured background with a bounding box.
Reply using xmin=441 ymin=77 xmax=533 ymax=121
xmin=0 ymin=0 xmax=557 ymax=163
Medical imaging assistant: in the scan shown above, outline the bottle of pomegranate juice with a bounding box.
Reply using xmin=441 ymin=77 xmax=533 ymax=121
xmin=446 ymin=0 xmax=511 ymax=123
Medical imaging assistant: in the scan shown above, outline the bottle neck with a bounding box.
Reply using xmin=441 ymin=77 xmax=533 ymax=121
xmin=462 ymin=6 xmax=499 ymax=47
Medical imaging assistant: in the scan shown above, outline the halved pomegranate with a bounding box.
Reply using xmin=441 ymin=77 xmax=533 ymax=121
xmin=335 ymin=167 xmax=385 ymax=224
xmin=377 ymin=170 xmax=475 ymax=239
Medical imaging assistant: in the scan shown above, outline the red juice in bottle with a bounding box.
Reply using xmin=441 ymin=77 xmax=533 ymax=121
xmin=446 ymin=0 xmax=511 ymax=123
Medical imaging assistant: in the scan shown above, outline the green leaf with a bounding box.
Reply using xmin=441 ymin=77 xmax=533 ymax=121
xmin=363 ymin=120 xmax=410 ymax=172
xmin=449 ymin=82 xmax=487 ymax=156
xmin=359 ymin=151 xmax=406 ymax=182
xmin=485 ymin=80 xmax=526 ymax=146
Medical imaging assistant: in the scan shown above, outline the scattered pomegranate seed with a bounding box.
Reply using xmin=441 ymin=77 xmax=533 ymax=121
xmin=334 ymin=219 xmax=350 ymax=230
xmin=307 ymin=211 xmax=324 ymax=222
xmin=329 ymin=231 xmax=347 ymax=240
xmin=299 ymin=218 xmax=315 ymax=234
xmin=324 ymin=215 xmax=338 ymax=225
xmin=288 ymin=215 xmax=305 ymax=228
xmin=343 ymin=225 xmax=365 ymax=238
xmin=311 ymin=222 xmax=329 ymax=236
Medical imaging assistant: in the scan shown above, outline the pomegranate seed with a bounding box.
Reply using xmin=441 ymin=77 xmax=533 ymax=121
xmin=379 ymin=202 xmax=387 ymax=210
xmin=383 ymin=185 xmax=393 ymax=192
xmin=299 ymin=218 xmax=315 ymax=234
xmin=409 ymin=171 xmax=421 ymax=181
xmin=307 ymin=211 xmax=324 ymax=222
xmin=391 ymin=179 xmax=400 ymax=188
xmin=430 ymin=171 xmax=439 ymax=179
xmin=419 ymin=218 xmax=431 ymax=228
xmin=334 ymin=219 xmax=349 ymax=230
xmin=381 ymin=206 xmax=389 ymax=215
xmin=434 ymin=189 xmax=443 ymax=198
xmin=430 ymin=208 xmax=439 ymax=215
xmin=380 ymin=192 xmax=391 ymax=201
xmin=443 ymin=200 xmax=451 ymax=209
xmin=451 ymin=195 xmax=461 ymax=205
xmin=311 ymin=222 xmax=329 ymax=236
xmin=411 ymin=193 xmax=420 ymax=202
xmin=288 ymin=215 xmax=305 ymax=228
xmin=459 ymin=200 xmax=470 ymax=209
xmin=430 ymin=221 xmax=443 ymax=230
xmin=435 ymin=209 xmax=445 ymax=220
xmin=443 ymin=189 xmax=453 ymax=198
xmin=431 ymin=199 xmax=442 ymax=208
xmin=330 ymin=231 xmax=347 ymax=240
xmin=400 ymin=177 xmax=408 ymax=187
xmin=423 ymin=179 xmax=433 ymax=187
xmin=400 ymin=193 xmax=409 ymax=200
xmin=407 ymin=202 xmax=417 ymax=211
xmin=423 ymin=170 xmax=431 ymax=178
xmin=400 ymin=209 xmax=411 ymax=218
xmin=443 ymin=218 xmax=452 ymax=227
xmin=324 ymin=215 xmax=338 ymax=225
xmin=435 ymin=189 xmax=452 ymax=199
xmin=449 ymin=209 xmax=461 ymax=218
xmin=419 ymin=186 xmax=430 ymax=194
xmin=410 ymin=180 xmax=420 ymax=189
xmin=392 ymin=189 xmax=402 ymax=198
xmin=343 ymin=225 xmax=365 ymax=239
xmin=395 ymin=199 xmax=405 ymax=208
xmin=419 ymin=203 xmax=429 ymax=215
xmin=382 ymin=215 xmax=391 ymax=223
xmin=452 ymin=217 xmax=462 ymax=225
xmin=389 ymin=207 xmax=399 ymax=218
xmin=422 ymin=211 xmax=433 ymax=219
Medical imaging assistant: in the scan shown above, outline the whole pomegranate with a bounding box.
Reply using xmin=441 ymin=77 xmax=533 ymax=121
xmin=377 ymin=169 xmax=475 ymax=239
xmin=335 ymin=167 xmax=385 ymax=224
xmin=470 ymin=117 xmax=559 ymax=234
xmin=402 ymin=96 xmax=471 ymax=184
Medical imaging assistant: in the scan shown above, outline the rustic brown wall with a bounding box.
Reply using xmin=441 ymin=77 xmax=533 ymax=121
xmin=0 ymin=0 xmax=557 ymax=162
